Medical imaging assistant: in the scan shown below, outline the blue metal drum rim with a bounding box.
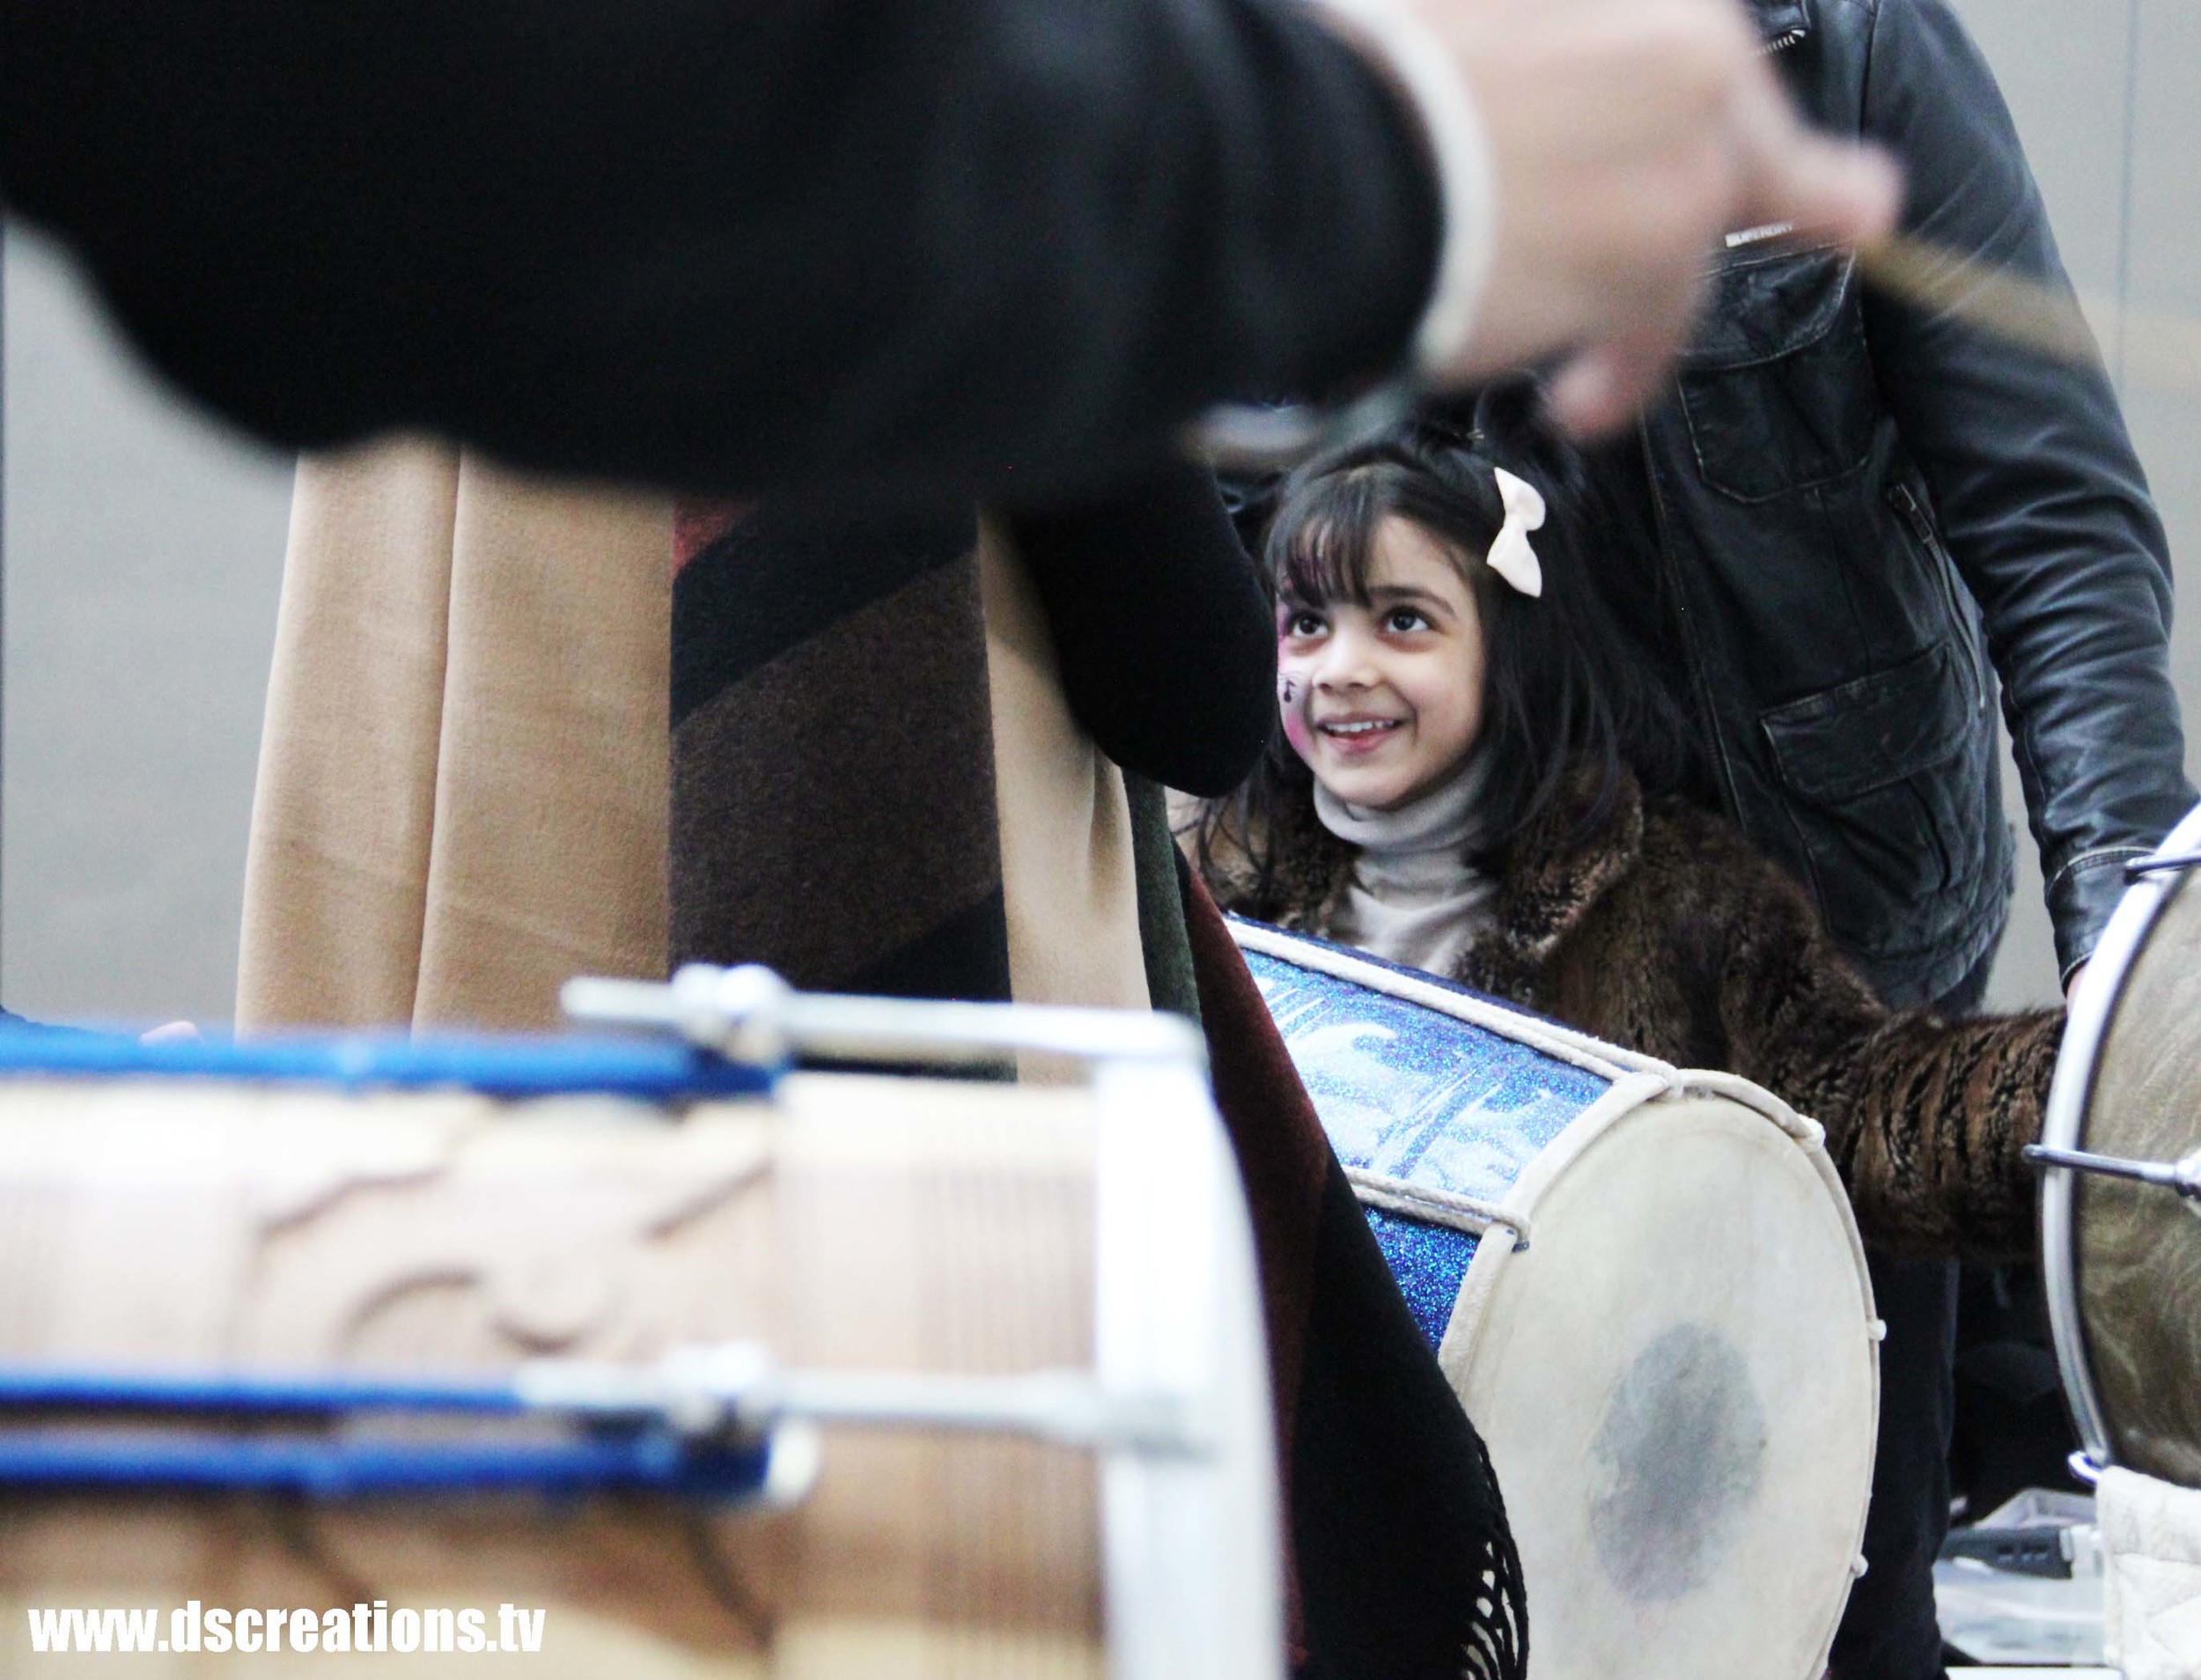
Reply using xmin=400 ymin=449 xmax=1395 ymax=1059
xmin=0 ymin=1025 xmax=774 ymax=1102
xmin=0 ymin=1429 xmax=773 ymax=1500
xmin=0 ymin=1365 xmax=774 ymax=1500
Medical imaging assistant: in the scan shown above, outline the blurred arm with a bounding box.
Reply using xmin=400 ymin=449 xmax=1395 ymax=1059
xmin=0 ymin=0 xmax=1442 ymax=496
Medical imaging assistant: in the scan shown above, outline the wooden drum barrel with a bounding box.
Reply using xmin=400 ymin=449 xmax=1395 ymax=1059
xmin=0 ymin=984 xmax=1277 ymax=1679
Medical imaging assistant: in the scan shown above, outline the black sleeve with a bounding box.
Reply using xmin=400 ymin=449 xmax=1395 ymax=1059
xmin=1010 ymin=461 xmax=1278 ymax=796
xmin=0 ymin=0 xmax=1441 ymax=499
xmin=1857 ymin=0 xmax=2195 ymax=975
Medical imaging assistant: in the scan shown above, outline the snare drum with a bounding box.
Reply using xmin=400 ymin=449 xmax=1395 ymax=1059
xmin=1232 ymin=922 xmax=1878 ymax=1680
xmin=0 ymin=974 xmax=1278 ymax=1679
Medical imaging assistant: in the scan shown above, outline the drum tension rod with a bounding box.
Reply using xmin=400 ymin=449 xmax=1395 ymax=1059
xmin=516 ymin=1344 xmax=1213 ymax=1458
xmin=2125 ymin=851 xmax=2201 ymax=881
xmin=0 ymin=1364 xmax=777 ymax=1500
xmin=2025 ymin=1143 xmax=2201 ymax=1200
xmin=0 ymin=1345 xmax=1213 ymax=1500
xmin=563 ymin=963 xmax=1206 ymax=1073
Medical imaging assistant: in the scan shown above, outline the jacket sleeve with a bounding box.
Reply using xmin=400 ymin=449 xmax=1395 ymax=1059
xmin=1704 ymin=838 xmax=2059 ymax=1262
xmin=0 ymin=0 xmax=1439 ymax=500
xmin=1857 ymin=0 xmax=2194 ymax=977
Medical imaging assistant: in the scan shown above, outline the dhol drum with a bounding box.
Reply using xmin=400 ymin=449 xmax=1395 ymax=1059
xmin=2035 ymin=800 xmax=2201 ymax=1489
xmin=2030 ymin=801 xmax=2201 ymax=1677
xmin=0 ymin=967 xmax=1277 ymax=1680
xmin=1231 ymin=920 xmax=1879 ymax=1680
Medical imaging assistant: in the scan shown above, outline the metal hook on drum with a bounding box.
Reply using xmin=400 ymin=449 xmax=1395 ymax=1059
xmin=2025 ymin=1143 xmax=2201 ymax=1221
xmin=2124 ymin=851 xmax=2201 ymax=882
xmin=0 ymin=1344 xmax=1214 ymax=1502
xmin=562 ymin=963 xmax=1205 ymax=1075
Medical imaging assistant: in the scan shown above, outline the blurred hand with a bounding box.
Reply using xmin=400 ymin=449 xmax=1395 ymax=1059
xmin=1421 ymin=0 xmax=1900 ymax=432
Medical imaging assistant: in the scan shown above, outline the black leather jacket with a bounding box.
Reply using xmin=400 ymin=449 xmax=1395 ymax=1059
xmin=1597 ymin=0 xmax=2193 ymax=1006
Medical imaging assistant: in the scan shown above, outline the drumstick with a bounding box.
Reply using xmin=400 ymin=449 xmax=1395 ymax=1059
xmin=1185 ymin=232 xmax=2201 ymax=472
xmin=1855 ymin=231 xmax=2201 ymax=394
xmin=1853 ymin=232 xmax=2103 ymax=365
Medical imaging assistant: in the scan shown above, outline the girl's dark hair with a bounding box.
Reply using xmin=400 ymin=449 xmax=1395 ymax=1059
xmin=1198 ymin=379 xmax=1696 ymax=899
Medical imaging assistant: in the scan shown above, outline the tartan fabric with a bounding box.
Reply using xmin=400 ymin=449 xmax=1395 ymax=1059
xmin=666 ymin=487 xmax=1525 ymax=1676
xmin=670 ymin=502 xmax=1012 ymax=1000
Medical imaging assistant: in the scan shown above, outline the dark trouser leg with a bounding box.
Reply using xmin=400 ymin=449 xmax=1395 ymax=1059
xmin=1829 ymin=945 xmax=1998 ymax=1680
xmin=1950 ymin=1261 xmax=2083 ymax=1519
xmin=1829 ymin=1254 xmax=1960 ymax=1680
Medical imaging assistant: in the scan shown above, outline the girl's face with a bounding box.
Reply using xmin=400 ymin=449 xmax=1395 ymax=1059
xmin=1277 ymin=515 xmax=1487 ymax=812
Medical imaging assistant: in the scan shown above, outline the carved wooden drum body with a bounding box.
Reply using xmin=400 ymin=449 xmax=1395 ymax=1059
xmin=0 ymin=983 xmax=1278 ymax=1679
xmin=1233 ymin=922 xmax=1878 ymax=1680
xmin=2039 ymin=799 xmax=2201 ymax=1485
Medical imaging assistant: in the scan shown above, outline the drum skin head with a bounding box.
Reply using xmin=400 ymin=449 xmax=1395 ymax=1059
xmin=2079 ymin=869 xmax=2201 ymax=1485
xmin=1444 ymin=1094 xmax=1876 ymax=1680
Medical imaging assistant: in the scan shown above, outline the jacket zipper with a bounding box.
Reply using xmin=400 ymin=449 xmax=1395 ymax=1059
xmin=1763 ymin=26 xmax=1806 ymax=51
xmin=1888 ymin=482 xmax=1987 ymax=713
xmin=1639 ymin=423 xmax=1747 ymax=822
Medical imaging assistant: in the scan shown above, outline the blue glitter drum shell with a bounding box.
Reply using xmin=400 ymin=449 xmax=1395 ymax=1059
xmin=1243 ymin=941 xmax=1611 ymax=1347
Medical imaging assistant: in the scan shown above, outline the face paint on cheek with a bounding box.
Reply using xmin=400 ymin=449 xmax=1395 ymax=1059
xmin=1277 ymin=669 xmax=1316 ymax=761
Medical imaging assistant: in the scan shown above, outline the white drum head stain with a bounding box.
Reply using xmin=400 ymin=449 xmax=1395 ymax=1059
xmin=1587 ymin=1323 xmax=1768 ymax=1602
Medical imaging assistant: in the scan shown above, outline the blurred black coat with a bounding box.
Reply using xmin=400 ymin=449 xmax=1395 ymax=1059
xmin=0 ymin=0 xmax=1437 ymax=499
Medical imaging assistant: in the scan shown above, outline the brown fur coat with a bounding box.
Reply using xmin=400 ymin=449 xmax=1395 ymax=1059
xmin=1194 ymin=770 xmax=2062 ymax=1263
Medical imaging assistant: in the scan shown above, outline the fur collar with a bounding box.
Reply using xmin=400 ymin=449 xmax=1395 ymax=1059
xmin=1204 ymin=763 xmax=1646 ymax=998
xmin=1454 ymin=766 xmax=1644 ymax=999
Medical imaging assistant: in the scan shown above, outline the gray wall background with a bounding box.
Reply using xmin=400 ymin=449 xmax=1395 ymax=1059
xmin=2 ymin=231 xmax=293 ymax=1027
xmin=4 ymin=0 xmax=2197 ymax=1026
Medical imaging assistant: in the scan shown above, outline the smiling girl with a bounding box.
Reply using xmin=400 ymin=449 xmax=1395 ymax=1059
xmin=1192 ymin=395 xmax=2061 ymax=1262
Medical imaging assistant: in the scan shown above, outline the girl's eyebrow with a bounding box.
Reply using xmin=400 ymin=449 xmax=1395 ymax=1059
xmin=1366 ymin=582 xmax=1454 ymax=613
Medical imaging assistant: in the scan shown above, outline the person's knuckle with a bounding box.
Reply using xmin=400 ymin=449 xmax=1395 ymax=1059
xmin=1638 ymin=0 xmax=1753 ymax=93
xmin=1632 ymin=142 xmax=1737 ymax=248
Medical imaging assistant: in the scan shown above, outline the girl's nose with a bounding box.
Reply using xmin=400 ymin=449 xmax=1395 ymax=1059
xmin=1314 ymin=623 xmax=1380 ymax=689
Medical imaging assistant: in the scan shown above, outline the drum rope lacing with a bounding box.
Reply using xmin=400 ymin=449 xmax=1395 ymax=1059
xmin=1344 ymin=1170 xmax=1531 ymax=1251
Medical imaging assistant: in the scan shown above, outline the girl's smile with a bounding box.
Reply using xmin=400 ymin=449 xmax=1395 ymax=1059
xmin=1316 ymin=715 xmax=1405 ymax=748
xmin=1278 ymin=515 xmax=1488 ymax=813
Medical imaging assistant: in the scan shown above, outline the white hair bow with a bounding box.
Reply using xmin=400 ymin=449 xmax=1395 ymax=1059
xmin=1487 ymin=467 xmax=1546 ymax=599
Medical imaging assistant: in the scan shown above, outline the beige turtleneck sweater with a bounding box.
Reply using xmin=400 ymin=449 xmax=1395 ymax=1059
xmin=1313 ymin=754 xmax=1497 ymax=979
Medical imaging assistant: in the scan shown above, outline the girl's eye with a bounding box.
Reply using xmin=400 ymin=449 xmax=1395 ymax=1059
xmin=1386 ymin=608 xmax=1430 ymax=633
xmin=1285 ymin=611 xmax=1327 ymax=637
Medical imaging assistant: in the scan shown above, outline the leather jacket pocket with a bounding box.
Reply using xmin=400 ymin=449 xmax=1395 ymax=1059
xmin=1676 ymin=248 xmax=1877 ymax=504
xmin=1759 ymin=641 xmax=1986 ymax=960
